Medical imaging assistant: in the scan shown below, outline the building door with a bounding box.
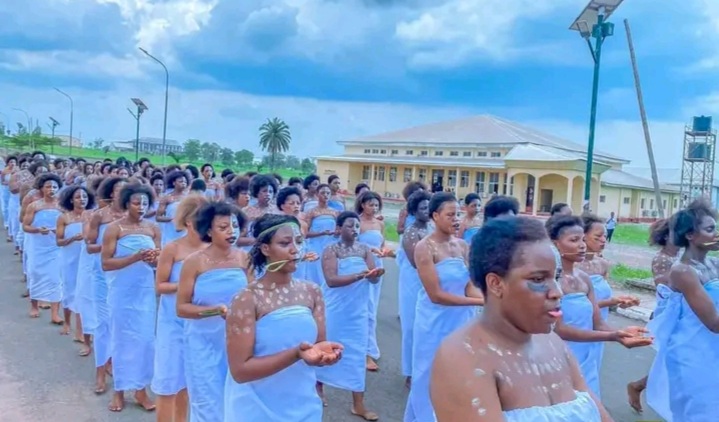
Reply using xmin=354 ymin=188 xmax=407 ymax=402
xmin=539 ymin=189 xmax=553 ymax=213
xmin=525 ymin=175 xmax=535 ymax=212
xmin=431 ymin=170 xmax=444 ymax=192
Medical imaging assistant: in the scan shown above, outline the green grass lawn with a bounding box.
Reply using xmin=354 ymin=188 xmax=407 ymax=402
xmin=384 ymin=222 xmax=399 ymax=243
xmin=610 ymin=224 xmax=650 ymax=247
xmin=9 ymin=145 xmax=309 ymax=179
xmin=609 ymin=263 xmax=653 ymax=284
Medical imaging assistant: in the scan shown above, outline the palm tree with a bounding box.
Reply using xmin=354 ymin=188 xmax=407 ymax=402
xmin=259 ymin=117 xmax=291 ymax=171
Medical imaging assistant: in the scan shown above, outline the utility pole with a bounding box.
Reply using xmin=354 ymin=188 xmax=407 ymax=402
xmin=624 ymin=19 xmax=664 ymax=218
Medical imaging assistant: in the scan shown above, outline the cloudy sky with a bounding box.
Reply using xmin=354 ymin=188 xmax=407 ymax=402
xmin=1 ymin=0 xmax=718 ymax=168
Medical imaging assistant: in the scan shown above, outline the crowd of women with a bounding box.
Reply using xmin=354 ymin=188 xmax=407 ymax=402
xmin=0 ymin=150 xmax=717 ymax=421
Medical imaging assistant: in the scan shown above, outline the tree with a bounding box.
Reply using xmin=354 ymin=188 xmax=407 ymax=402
xmin=168 ymin=151 xmax=183 ymax=164
xmin=301 ymin=158 xmax=315 ymax=174
xmin=258 ymin=117 xmax=291 ymax=171
xmin=234 ymin=149 xmax=254 ymax=167
xmin=184 ymin=139 xmax=202 ymax=161
xmin=220 ymin=148 xmax=235 ymax=167
xmin=285 ymin=155 xmax=301 ymax=169
xmin=201 ymin=142 xmax=221 ymax=163
xmin=92 ymin=138 xmax=105 ymax=149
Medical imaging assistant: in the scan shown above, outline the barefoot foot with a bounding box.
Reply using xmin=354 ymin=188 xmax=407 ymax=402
xmin=60 ymin=324 xmax=70 ymax=335
xmin=134 ymin=390 xmax=156 ymax=411
xmin=627 ymin=381 xmax=644 ymax=413
xmin=365 ymin=356 xmax=379 ymax=372
xmin=108 ymin=394 xmax=123 ymax=411
xmin=351 ymin=407 xmax=379 ymax=421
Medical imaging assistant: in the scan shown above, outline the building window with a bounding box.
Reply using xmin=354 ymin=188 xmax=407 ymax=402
xmin=623 ymin=197 xmax=630 ymax=204
xmin=373 ymin=166 xmax=378 ymax=180
xmin=662 ymin=199 xmax=667 ymax=209
xmin=391 ymin=150 xmax=398 ymax=155
xmin=491 ymin=152 xmax=501 ymax=158
xmin=364 ymin=149 xmax=370 ymax=154
xmin=477 ymin=151 xmax=487 ymax=157
xmin=434 ymin=151 xmax=444 ymax=156
xmin=640 ymin=198 xmax=646 ymax=209
xmin=460 ymin=171 xmax=469 ymax=188
xmin=420 ymin=151 xmax=428 ymax=156
xmin=450 ymin=151 xmax=459 ymax=157
xmin=405 ymin=150 xmax=414 ymax=155
xmin=489 ymin=172 xmax=500 ymax=194
xmin=475 ymin=172 xmax=485 ymax=193
xmin=502 ymin=174 xmax=514 ymax=195
xmin=403 ymin=168 xmax=412 ymax=182
xmin=362 ymin=165 xmax=370 ymax=180
xmin=448 ymin=170 xmax=457 ymax=187
xmin=378 ymin=166 xmax=385 ymax=181
xmin=599 ymin=195 xmax=606 ymax=203
xmin=650 ymin=199 xmax=654 ymax=210
xmin=380 ymin=149 xmax=386 ymax=154
xmin=419 ymin=168 xmax=427 ymax=181
xmin=389 ymin=167 xmax=397 ymax=182
xmin=371 ymin=149 xmax=379 ymax=154
xmin=673 ymin=198 xmax=678 ymax=208
xmin=463 ymin=151 xmax=471 ymax=157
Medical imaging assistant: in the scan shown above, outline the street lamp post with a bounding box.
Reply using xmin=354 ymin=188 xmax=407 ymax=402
xmin=570 ymin=0 xmax=623 ymax=211
xmin=54 ymin=88 xmax=74 ymax=156
xmin=48 ymin=117 xmax=60 ymax=154
xmin=12 ymin=108 xmax=32 ymax=149
xmin=128 ymin=98 xmax=149 ymax=162
xmin=139 ymin=47 xmax=169 ymax=166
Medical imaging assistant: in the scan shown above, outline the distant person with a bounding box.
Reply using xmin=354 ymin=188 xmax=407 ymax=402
xmin=190 ymin=179 xmax=206 ymax=194
xmin=483 ymin=195 xmax=519 ymax=223
xmin=606 ymin=211 xmax=616 ymax=242
xmin=550 ymin=202 xmax=572 ymax=216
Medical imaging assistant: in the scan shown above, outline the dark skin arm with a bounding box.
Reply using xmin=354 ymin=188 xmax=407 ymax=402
xmin=176 ymin=253 xmax=226 ymax=319
xmin=101 ymin=223 xmax=146 ymax=271
xmin=414 ymin=240 xmax=483 ymax=306
xmin=85 ymin=212 xmax=103 ymax=254
xmin=322 ymin=246 xmax=369 ymax=288
xmin=155 ymin=242 xmax=177 ymax=295
xmin=671 ymin=263 xmax=719 ymax=332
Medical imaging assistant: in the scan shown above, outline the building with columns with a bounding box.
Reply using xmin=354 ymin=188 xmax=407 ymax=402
xmin=314 ymin=115 xmax=683 ymax=220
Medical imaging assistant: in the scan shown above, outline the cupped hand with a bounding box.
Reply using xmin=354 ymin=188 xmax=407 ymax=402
xmin=618 ymin=335 xmax=653 ymax=348
xmin=621 ymin=326 xmax=649 ymax=337
xmin=302 ymin=252 xmax=319 ymax=262
xmin=217 ymin=304 xmax=229 ymax=320
xmin=39 ymin=227 xmax=50 ymax=235
xmin=298 ymin=341 xmax=343 ymax=366
xmin=367 ymin=268 xmax=385 ymax=279
xmin=616 ymin=295 xmax=640 ymax=308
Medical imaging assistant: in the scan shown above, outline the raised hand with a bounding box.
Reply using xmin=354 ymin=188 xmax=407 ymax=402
xmin=616 ymin=295 xmax=641 ymax=308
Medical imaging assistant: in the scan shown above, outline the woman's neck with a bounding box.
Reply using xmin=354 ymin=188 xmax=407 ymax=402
xmin=71 ymin=208 xmax=84 ymax=216
xmin=684 ymin=246 xmax=708 ymax=263
xmin=261 ymin=271 xmax=292 ymax=286
xmin=430 ymin=228 xmax=452 ymax=242
xmin=340 ymin=238 xmax=355 ymax=247
xmin=480 ymin=306 xmax=532 ymax=345
xmin=561 ymin=258 xmax=575 ymax=273
xmin=126 ymin=215 xmax=142 ymax=224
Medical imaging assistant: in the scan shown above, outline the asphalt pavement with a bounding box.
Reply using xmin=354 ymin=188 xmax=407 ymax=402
xmin=0 ymin=239 xmax=661 ymax=421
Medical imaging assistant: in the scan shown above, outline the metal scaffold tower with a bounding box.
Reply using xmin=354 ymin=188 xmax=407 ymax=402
xmin=680 ymin=116 xmax=716 ymax=208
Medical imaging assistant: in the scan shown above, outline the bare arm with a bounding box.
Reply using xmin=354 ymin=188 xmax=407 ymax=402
xmin=55 ymin=215 xmax=71 ymax=246
xmin=672 ymin=264 xmax=719 ymax=333
xmin=101 ymin=224 xmax=143 ymax=271
xmin=22 ymin=204 xmax=41 ymax=233
xmin=155 ymin=242 xmax=177 ymax=295
xmin=363 ymin=246 xmax=380 ymax=284
xmin=431 ymin=337 xmax=504 ymax=421
xmin=402 ymin=228 xmax=419 ymax=268
xmin=176 ymin=255 xmax=224 ymax=319
xmin=397 ymin=208 xmax=408 ymax=235
xmin=226 ymin=289 xmax=303 ymax=383
xmin=322 ymin=246 xmax=367 ymax=288
xmin=414 ymin=241 xmax=483 ymax=306
xmin=85 ymin=212 xmax=102 ymax=254
xmin=155 ymin=196 xmax=172 ymax=222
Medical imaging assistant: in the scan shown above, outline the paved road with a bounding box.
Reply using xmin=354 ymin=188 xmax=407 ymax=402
xmin=0 ymin=241 xmax=661 ymax=421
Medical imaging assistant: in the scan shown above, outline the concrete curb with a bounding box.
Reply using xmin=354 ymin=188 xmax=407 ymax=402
xmin=613 ymin=306 xmax=651 ymax=323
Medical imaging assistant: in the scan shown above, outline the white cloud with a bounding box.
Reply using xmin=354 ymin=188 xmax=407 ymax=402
xmin=394 ymin=0 xmax=575 ymax=68
xmin=0 ymin=49 xmax=144 ymax=79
